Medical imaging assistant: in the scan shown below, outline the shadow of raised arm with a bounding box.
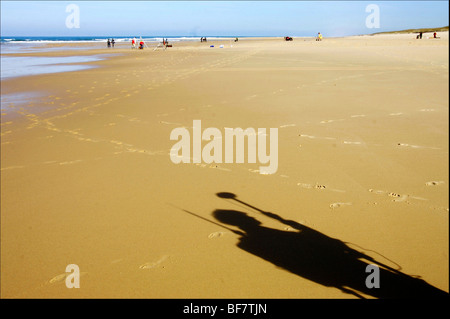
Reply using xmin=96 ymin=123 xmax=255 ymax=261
xmin=260 ymin=210 xmax=305 ymax=231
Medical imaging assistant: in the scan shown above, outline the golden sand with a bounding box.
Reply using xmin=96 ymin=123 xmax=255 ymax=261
xmin=1 ymin=34 xmax=448 ymax=298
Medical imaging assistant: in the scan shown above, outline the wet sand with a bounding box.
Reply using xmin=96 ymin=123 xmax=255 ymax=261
xmin=1 ymin=34 xmax=448 ymax=298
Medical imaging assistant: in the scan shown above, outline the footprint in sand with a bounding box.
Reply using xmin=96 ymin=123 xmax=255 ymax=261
xmin=369 ymin=189 xmax=414 ymax=203
xmin=320 ymin=119 xmax=344 ymax=124
xmin=330 ymin=202 xmax=352 ymax=209
xmin=343 ymin=141 xmax=363 ymax=145
xmin=139 ymin=255 xmax=169 ymax=269
xmin=209 ymin=164 xmax=232 ymax=172
xmin=368 ymin=189 xmax=385 ymax=195
xmin=245 ymin=94 xmax=258 ymax=100
xmin=1 ymin=165 xmax=25 ymax=171
xmin=396 ymin=143 xmax=440 ymax=150
xmin=59 ymin=160 xmax=83 ymax=165
xmin=159 ymin=121 xmax=182 ymax=126
xmin=299 ymin=134 xmax=336 ymax=140
xmin=48 ymin=273 xmax=67 ymax=284
xmin=298 ymin=183 xmax=345 ymax=193
xmin=208 ymin=231 xmax=227 ymax=239
xmin=48 ymin=272 xmax=87 ymax=285
xmin=351 ymin=114 xmax=366 ymax=118
xmin=389 ymin=193 xmax=409 ymax=202
xmin=425 ymin=181 xmax=444 ymax=186
xmin=388 ymin=192 xmax=401 ymax=198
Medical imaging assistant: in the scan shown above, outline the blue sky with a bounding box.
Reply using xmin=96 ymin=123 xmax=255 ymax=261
xmin=1 ymin=1 xmax=448 ymax=37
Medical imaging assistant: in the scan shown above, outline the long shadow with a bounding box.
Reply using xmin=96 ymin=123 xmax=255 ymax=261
xmin=212 ymin=192 xmax=448 ymax=299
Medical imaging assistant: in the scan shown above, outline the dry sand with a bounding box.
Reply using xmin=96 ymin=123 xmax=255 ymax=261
xmin=1 ymin=33 xmax=448 ymax=298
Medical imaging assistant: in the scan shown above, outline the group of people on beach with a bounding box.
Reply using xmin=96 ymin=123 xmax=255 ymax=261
xmin=416 ymin=32 xmax=439 ymax=39
xmin=107 ymin=38 xmax=115 ymax=48
xmin=131 ymin=37 xmax=146 ymax=49
xmin=130 ymin=37 xmax=169 ymax=49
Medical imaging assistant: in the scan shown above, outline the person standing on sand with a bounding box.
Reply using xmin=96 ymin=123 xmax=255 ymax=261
xmin=132 ymin=37 xmax=136 ymax=49
xmin=107 ymin=39 xmax=111 ymax=48
xmin=111 ymin=38 xmax=115 ymax=48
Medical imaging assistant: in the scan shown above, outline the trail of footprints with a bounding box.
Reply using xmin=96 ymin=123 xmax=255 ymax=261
xmin=45 ymin=254 xmax=170 ymax=288
xmin=3 ymin=51 xmax=447 ymax=214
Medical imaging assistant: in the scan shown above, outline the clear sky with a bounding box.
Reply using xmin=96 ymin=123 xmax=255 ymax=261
xmin=1 ymin=1 xmax=448 ymax=37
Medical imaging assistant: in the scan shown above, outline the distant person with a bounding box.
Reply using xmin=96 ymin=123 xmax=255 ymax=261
xmin=139 ymin=40 xmax=144 ymax=49
xmin=434 ymin=32 xmax=437 ymax=38
xmin=316 ymin=32 xmax=323 ymax=41
xmin=419 ymin=32 xmax=423 ymax=39
xmin=107 ymin=39 xmax=111 ymax=48
xmin=235 ymin=37 xmax=238 ymax=42
xmin=111 ymin=38 xmax=115 ymax=48
xmin=132 ymin=37 xmax=136 ymax=49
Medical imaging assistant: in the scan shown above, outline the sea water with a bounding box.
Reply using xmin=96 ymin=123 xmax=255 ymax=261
xmin=0 ymin=55 xmax=107 ymax=80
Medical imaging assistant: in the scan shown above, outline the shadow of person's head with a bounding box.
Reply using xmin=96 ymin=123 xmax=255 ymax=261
xmin=213 ymin=209 xmax=260 ymax=231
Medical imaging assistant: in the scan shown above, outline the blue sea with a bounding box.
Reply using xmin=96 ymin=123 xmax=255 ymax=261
xmin=0 ymin=35 xmax=247 ymax=44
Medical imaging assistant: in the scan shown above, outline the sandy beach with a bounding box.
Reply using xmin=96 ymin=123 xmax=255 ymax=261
xmin=1 ymin=33 xmax=448 ymax=298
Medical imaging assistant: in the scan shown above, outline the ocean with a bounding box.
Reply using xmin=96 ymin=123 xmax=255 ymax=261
xmin=0 ymin=35 xmax=245 ymax=44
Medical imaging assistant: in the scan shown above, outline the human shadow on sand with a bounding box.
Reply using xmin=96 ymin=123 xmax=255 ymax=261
xmin=212 ymin=192 xmax=448 ymax=299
